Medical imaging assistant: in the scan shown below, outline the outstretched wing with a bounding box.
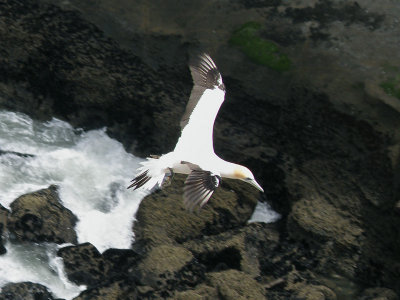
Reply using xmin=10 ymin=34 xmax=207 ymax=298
xmin=174 ymin=53 xmax=226 ymax=155
xmin=183 ymin=169 xmax=221 ymax=211
xmin=127 ymin=170 xmax=151 ymax=190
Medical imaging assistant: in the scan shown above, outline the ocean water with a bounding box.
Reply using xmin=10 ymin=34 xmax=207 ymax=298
xmin=0 ymin=110 xmax=278 ymax=299
xmin=0 ymin=110 xmax=146 ymax=298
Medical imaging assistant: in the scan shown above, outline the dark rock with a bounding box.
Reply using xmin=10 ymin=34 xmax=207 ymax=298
xmin=102 ymin=248 xmax=140 ymax=277
xmin=0 ymin=282 xmax=55 ymax=300
xmin=183 ymin=223 xmax=279 ymax=277
xmin=0 ymin=0 xmax=189 ymax=156
xmin=0 ymin=149 xmax=34 ymax=158
xmin=396 ymin=201 xmax=400 ymax=214
xmin=58 ymin=243 xmax=141 ymax=289
xmin=8 ymin=185 xmax=77 ymax=244
xmin=58 ymin=243 xmax=110 ymax=287
xmin=0 ymin=204 xmax=9 ymax=255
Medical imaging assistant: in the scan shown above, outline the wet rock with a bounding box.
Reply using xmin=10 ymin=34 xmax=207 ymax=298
xmin=58 ymin=243 xmax=141 ymax=289
xmin=0 ymin=282 xmax=55 ymax=300
xmin=0 ymin=204 xmax=9 ymax=255
xmin=133 ymin=174 xmax=260 ymax=251
xmin=58 ymin=243 xmax=111 ymax=287
xmin=8 ymin=185 xmax=77 ymax=244
xmin=102 ymin=248 xmax=140 ymax=277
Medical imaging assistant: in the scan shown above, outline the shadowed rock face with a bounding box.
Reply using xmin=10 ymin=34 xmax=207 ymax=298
xmin=0 ymin=0 xmax=399 ymax=299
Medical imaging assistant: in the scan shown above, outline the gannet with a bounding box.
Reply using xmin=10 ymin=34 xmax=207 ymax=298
xmin=128 ymin=53 xmax=264 ymax=210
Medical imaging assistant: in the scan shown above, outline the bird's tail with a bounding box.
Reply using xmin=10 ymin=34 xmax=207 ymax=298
xmin=128 ymin=156 xmax=167 ymax=191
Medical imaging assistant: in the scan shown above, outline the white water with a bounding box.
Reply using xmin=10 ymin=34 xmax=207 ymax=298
xmin=0 ymin=110 xmax=279 ymax=299
xmin=0 ymin=110 xmax=146 ymax=299
xmin=248 ymin=201 xmax=281 ymax=224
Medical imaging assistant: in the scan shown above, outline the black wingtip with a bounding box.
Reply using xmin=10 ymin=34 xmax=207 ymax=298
xmin=127 ymin=170 xmax=150 ymax=190
xmin=189 ymin=53 xmax=223 ymax=90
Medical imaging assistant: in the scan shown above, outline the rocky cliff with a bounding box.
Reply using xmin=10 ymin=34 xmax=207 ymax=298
xmin=0 ymin=0 xmax=399 ymax=299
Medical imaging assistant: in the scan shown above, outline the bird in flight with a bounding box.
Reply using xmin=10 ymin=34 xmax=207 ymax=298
xmin=128 ymin=53 xmax=264 ymax=210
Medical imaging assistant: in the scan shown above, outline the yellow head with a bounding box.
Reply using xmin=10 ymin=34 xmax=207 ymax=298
xmin=233 ymin=165 xmax=264 ymax=192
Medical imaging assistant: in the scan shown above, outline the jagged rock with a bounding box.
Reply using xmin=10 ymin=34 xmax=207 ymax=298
xmin=0 ymin=0 xmax=189 ymax=156
xmin=0 ymin=282 xmax=55 ymax=300
xmin=58 ymin=243 xmax=111 ymax=287
xmin=183 ymin=223 xmax=279 ymax=277
xmin=58 ymin=243 xmax=140 ymax=288
xmin=8 ymin=185 xmax=77 ymax=244
xmin=0 ymin=204 xmax=9 ymax=255
xmin=1 ymin=0 xmax=400 ymax=298
xmin=133 ymin=174 xmax=260 ymax=251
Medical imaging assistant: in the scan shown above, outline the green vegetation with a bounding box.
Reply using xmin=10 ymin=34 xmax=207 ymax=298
xmin=380 ymin=79 xmax=400 ymax=99
xmin=379 ymin=64 xmax=400 ymax=99
xmin=229 ymin=22 xmax=291 ymax=71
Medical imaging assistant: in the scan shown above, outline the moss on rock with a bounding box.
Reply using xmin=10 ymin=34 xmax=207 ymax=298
xmin=133 ymin=174 xmax=260 ymax=250
xmin=207 ymin=269 xmax=266 ymax=300
xmin=229 ymin=22 xmax=291 ymax=71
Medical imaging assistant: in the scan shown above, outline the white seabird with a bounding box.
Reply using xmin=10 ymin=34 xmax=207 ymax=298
xmin=128 ymin=53 xmax=264 ymax=210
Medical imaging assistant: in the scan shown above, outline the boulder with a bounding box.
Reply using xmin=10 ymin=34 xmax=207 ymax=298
xmin=133 ymin=174 xmax=260 ymax=251
xmin=8 ymin=185 xmax=77 ymax=244
xmin=58 ymin=243 xmax=140 ymax=288
xmin=58 ymin=243 xmax=111 ymax=287
xmin=0 ymin=282 xmax=55 ymax=300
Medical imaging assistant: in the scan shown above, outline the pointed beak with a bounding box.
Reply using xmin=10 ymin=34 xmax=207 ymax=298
xmin=249 ymin=179 xmax=264 ymax=193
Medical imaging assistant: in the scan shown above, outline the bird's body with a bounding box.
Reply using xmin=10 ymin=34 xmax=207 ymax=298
xmin=128 ymin=53 xmax=263 ymax=209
